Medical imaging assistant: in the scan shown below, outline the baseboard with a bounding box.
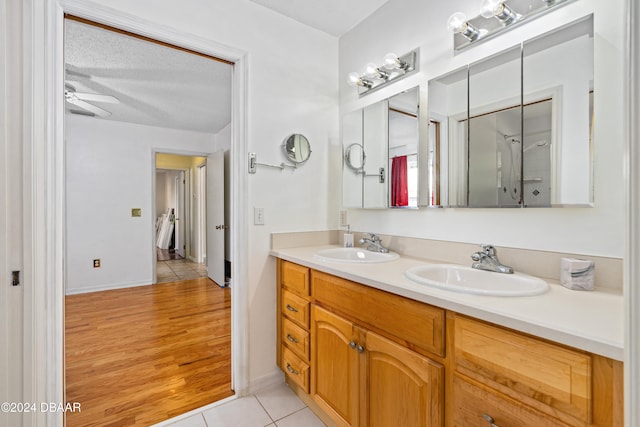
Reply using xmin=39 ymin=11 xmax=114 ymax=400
xmin=247 ymin=369 xmax=284 ymax=395
xmin=65 ymin=279 xmax=152 ymax=295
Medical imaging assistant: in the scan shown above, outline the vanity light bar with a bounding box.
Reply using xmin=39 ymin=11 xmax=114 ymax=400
xmin=347 ymin=49 xmax=419 ymax=96
xmin=448 ymin=0 xmax=577 ymax=51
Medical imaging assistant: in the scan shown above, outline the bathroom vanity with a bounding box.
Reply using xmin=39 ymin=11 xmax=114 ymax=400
xmin=273 ymin=247 xmax=623 ymax=427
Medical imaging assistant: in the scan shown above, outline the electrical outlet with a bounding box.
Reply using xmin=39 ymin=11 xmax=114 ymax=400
xmin=254 ymin=207 xmax=264 ymax=225
xmin=93 ymin=259 xmax=101 ymax=268
xmin=339 ymin=210 xmax=348 ymax=227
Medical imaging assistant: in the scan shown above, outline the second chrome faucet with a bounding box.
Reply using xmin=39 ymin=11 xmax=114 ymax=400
xmin=471 ymin=244 xmax=513 ymax=274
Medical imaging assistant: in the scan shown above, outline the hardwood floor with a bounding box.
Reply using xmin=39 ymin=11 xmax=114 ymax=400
xmin=65 ymin=277 xmax=232 ymax=426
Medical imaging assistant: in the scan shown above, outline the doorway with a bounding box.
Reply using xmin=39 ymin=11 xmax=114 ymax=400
xmin=63 ymin=15 xmax=238 ymax=425
xmin=155 ymin=153 xmax=214 ymax=284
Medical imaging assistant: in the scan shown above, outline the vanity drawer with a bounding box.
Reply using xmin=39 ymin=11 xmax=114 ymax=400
xmin=452 ymin=374 xmax=571 ymax=427
xmin=282 ymin=290 xmax=310 ymax=329
xmin=282 ymin=346 xmax=310 ymax=393
xmin=312 ymin=270 xmax=445 ymax=358
xmin=281 ymin=261 xmax=310 ymax=297
xmin=453 ymin=315 xmax=592 ymax=424
xmin=282 ymin=316 xmax=310 ymax=360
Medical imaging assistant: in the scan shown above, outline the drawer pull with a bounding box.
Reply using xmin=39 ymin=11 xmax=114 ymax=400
xmin=357 ymin=344 xmax=364 ymax=354
xmin=349 ymin=341 xmax=356 ymax=349
xmin=286 ymin=334 xmax=299 ymax=344
xmin=482 ymin=414 xmax=499 ymax=427
xmin=286 ymin=304 xmax=299 ymax=313
xmin=286 ymin=363 xmax=299 ymax=375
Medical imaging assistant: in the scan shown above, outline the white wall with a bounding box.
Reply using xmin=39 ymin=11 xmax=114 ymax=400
xmin=65 ymin=115 xmax=215 ymax=294
xmin=340 ymin=0 xmax=625 ymax=258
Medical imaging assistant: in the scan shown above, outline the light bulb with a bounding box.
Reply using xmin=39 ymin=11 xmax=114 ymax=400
xmin=447 ymin=12 xmax=468 ymax=34
xmin=347 ymin=72 xmax=361 ymax=87
xmin=347 ymin=72 xmax=373 ymax=88
xmin=364 ymin=63 xmax=380 ymax=78
xmin=481 ymin=0 xmax=519 ymax=24
xmin=447 ymin=12 xmax=481 ymax=41
xmin=383 ymin=53 xmax=400 ymax=70
xmin=480 ymin=0 xmax=504 ymax=18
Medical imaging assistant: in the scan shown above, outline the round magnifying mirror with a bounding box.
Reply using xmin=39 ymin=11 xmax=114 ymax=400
xmin=344 ymin=143 xmax=366 ymax=172
xmin=282 ymin=134 xmax=312 ymax=164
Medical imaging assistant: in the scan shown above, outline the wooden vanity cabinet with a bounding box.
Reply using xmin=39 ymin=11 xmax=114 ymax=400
xmin=447 ymin=313 xmax=623 ymax=427
xmin=311 ymin=270 xmax=445 ymax=427
xmin=277 ymin=260 xmax=312 ymax=392
xmin=276 ymin=260 xmax=623 ymax=427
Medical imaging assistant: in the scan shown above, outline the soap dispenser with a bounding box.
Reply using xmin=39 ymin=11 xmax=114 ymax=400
xmin=344 ymin=225 xmax=354 ymax=248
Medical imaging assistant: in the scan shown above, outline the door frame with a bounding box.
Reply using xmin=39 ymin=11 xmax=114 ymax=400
xmin=28 ymin=1 xmax=250 ymax=425
xmin=152 ymin=152 xmax=209 ymax=284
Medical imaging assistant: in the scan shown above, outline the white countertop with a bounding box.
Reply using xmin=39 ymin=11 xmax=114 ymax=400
xmin=271 ymin=245 xmax=624 ymax=361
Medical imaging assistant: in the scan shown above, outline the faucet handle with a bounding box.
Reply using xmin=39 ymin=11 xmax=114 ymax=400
xmin=481 ymin=244 xmax=496 ymax=256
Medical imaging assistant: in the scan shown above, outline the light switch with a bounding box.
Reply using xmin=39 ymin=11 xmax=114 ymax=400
xmin=131 ymin=208 xmax=142 ymax=217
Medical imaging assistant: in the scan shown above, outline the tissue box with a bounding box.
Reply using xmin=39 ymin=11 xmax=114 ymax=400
xmin=560 ymin=258 xmax=595 ymax=291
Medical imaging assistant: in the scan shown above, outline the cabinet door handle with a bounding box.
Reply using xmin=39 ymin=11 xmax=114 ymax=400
xmin=286 ymin=304 xmax=299 ymax=313
xmin=349 ymin=341 xmax=356 ymax=349
xmin=482 ymin=414 xmax=499 ymax=427
xmin=286 ymin=334 xmax=299 ymax=343
xmin=286 ymin=363 xmax=299 ymax=375
xmin=357 ymin=344 xmax=365 ymax=353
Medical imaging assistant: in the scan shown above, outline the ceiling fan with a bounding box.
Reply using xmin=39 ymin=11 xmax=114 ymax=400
xmin=64 ymin=84 xmax=119 ymax=118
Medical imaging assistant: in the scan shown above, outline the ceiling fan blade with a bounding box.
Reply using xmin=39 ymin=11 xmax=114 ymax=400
xmin=69 ymin=109 xmax=96 ymax=117
xmin=66 ymin=98 xmax=111 ymax=118
xmin=74 ymin=92 xmax=119 ymax=104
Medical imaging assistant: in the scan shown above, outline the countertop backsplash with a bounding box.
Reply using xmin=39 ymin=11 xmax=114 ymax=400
xmin=271 ymin=230 xmax=622 ymax=291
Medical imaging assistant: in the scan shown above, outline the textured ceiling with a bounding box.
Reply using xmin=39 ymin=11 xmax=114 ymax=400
xmin=64 ymin=19 xmax=232 ymax=134
xmin=249 ymin=0 xmax=390 ymax=37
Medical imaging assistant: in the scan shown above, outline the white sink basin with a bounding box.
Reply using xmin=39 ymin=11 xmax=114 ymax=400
xmin=314 ymin=247 xmax=400 ymax=263
xmin=404 ymin=264 xmax=549 ymax=297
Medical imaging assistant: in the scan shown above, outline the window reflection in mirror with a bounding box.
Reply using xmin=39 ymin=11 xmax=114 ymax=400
xmin=388 ymin=87 xmax=419 ymax=208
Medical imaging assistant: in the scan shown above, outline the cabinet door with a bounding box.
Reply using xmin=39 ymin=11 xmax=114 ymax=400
xmin=364 ymin=330 xmax=444 ymax=427
xmin=312 ymin=306 xmax=360 ymax=427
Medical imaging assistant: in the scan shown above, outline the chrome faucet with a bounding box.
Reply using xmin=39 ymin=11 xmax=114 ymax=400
xmin=358 ymin=233 xmax=389 ymax=253
xmin=471 ymin=244 xmax=513 ymax=274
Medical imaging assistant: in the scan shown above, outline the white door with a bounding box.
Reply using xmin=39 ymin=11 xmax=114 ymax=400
xmin=175 ymin=171 xmax=186 ymax=258
xmin=206 ymin=150 xmax=226 ymax=287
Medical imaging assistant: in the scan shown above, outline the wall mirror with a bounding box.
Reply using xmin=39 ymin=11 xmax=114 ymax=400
xmin=342 ymin=87 xmax=420 ymax=209
xmin=428 ymin=16 xmax=594 ymax=208
xmin=282 ymin=134 xmax=311 ymax=164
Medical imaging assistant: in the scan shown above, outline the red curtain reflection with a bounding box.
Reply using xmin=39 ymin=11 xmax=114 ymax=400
xmin=391 ymin=155 xmax=408 ymax=206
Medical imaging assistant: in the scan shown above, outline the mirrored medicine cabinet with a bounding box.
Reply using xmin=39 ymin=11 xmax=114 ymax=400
xmin=342 ymin=86 xmax=420 ymax=209
xmin=428 ymin=15 xmax=594 ymax=208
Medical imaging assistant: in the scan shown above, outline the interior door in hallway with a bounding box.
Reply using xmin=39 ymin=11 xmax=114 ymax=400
xmin=175 ymin=170 xmax=186 ymax=258
xmin=206 ymin=150 xmax=226 ymax=287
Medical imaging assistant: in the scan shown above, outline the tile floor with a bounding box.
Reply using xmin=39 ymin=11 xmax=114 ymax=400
xmin=160 ymin=382 xmax=325 ymax=427
xmin=157 ymin=258 xmax=208 ymax=283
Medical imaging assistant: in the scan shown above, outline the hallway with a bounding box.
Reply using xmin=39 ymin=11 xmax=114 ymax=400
xmin=157 ymin=248 xmax=208 ymax=284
